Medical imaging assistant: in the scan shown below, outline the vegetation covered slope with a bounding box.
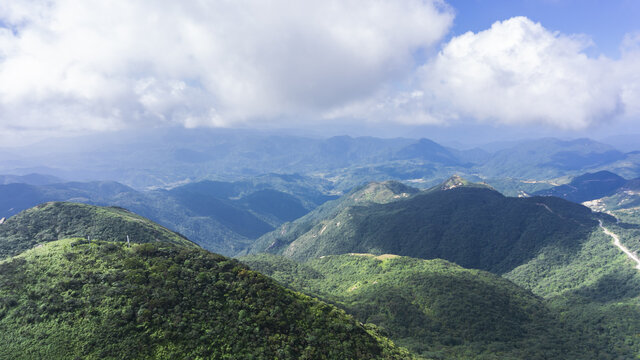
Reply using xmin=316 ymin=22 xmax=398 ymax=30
xmin=248 ymin=179 xmax=640 ymax=358
xmin=242 ymin=253 xmax=597 ymax=359
xmin=0 ymin=202 xmax=195 ymax=260
xmin=501 ymin=220 xmax=640 ymax=357
xmin=260 ymin=184 xmax=603 ymax=274
xmin=246 ymin=180 xmax=419 ymax=256
xmin=581 ymin=178 xmax=640 ymax=225
xmin=0 ymin=239 xmax=413 ymax=359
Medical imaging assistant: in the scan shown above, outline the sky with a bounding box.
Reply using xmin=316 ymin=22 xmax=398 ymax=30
xmin=0 ymin=0 xmax=639 ymax=146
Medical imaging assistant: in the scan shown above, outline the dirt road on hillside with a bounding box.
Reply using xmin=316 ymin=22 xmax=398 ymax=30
xmin=599 ymin=220 xmax=640 ymax=270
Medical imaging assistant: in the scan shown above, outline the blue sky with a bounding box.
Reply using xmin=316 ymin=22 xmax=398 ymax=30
xmin=448 ymin=0 xmax=640 ymax=58
xmin=0 ymin=0 xmax=638 ymax=146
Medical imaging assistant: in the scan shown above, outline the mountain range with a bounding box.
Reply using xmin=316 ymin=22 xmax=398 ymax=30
xmin=3 ymin=130 xmax=640 ymax=194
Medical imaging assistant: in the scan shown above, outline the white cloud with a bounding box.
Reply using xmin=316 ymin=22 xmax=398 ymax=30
xmin=413 ymin=17 xmax=630 ymax=129
xmin=2 ymin=4 xmax=638 ymax=143
xmin=336 ymin=17 xmax=639 ymax=131
xmin=0 ymin=0 xmax=453 ymax=141
xmin=619 ymin=33 xmax=640 ymax=117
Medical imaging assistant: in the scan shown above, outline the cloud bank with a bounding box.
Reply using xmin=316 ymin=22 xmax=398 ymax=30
xmin=338 ymin=17 xmax=639 ymax=130
xmin=0 ymin=2 xmax=639 ymax=142
xmin=0 ymin=0 xmax=453 ymax=140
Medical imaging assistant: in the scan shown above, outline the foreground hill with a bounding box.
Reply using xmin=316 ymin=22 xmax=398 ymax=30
xmin=253 ymin=181 xmax=602 ymax=274
xmin=0 ymin=239 xmax=412 ymax=359
xmin=242 ymin=253 xmax=597 ymax=359
xmin=0 ymin=202 xmax=196 ymax=260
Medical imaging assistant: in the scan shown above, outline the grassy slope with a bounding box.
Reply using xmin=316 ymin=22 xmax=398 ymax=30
xmin=0 ymin=239 xmax=414 ymax=360
xmin=0 ymin=202 xmax=196 ymax=260
xmin=241 ymin=253 xmax=597 ymax=360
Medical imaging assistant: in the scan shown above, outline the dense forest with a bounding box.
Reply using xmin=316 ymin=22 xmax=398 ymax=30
xmin=242 ymin=253 xmax=607 ymax=359
xmin=0 ymin=202 xmax=195 ymax=260
xmin=0 ymin=239 xmax=413 ymax=359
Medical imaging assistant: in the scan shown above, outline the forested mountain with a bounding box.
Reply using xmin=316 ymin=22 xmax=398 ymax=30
xmin=245 ymin=180 xmax=420 ymax=256
xmin=0 ymin=202 xmax=195 ymax=259
xmin=0 ymin=203 xmax=414 ymax=359
xmin=252 ymin=179 xmax=604 ymax=274
xmin=247 ymin=177 xmax=640 ymax=358
xmin=0 ymin=239 xmax=413 ymax=359
xmin=242 ymin=253 xmax=599 ymax=359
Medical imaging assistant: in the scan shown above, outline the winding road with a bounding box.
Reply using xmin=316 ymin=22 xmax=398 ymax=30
xmin=599 ymin=220 xmax=640 ymax=270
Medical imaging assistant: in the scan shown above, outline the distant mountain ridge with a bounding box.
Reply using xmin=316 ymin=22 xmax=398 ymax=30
xmin=5 ymin=128 xmax=639 ymax=191
xmin=0 ymin=173 xmax=62 ymax=185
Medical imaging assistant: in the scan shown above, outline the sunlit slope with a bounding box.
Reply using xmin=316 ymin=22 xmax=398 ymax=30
xmin=242 ymin=253 xmax=597 ymax=359
xmin=0 ymin=239 xmax=414 ymax=360
xmin=0 ymin=202 xmax=196 ymax=259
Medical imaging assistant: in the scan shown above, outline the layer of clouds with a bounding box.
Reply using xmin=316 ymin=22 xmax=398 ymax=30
xmin=1 ymin=3 xmax=639 ymax=142
xmin=334 ymin=17 xmax=639 ymax=130
xmin=0 ymin=0 xmax=453 ymax=142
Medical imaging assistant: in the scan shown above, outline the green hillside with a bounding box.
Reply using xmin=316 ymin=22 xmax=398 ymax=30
xmin=0 ymin=202 xmax=196 ymax=260
xmin=260 ymin=184 xmax=603 ymax=274
xmin=247 ymin=179 xmax=640 ymax=358
xmin=246 ymin=180 xmax=419 ymax=256
xmin=0 ymin=239 xmax=413 ymax=360
xmin=503 ymin=220 xmax=640 ymax=357
xmin=242 ymin=253 xmax=598 ymax=359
